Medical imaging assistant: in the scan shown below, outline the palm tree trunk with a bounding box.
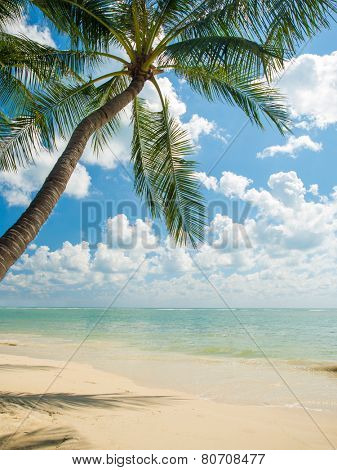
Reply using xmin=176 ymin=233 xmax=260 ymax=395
xmin=0 ymin=76 xmax=145 ymax=281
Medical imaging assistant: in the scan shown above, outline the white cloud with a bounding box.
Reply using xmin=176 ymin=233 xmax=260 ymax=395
xmin=8 ymin=167 xmax=328 ymax=303
xmin=279 ymin=51 xmax=337 ymax=128
xmin=4 ymin=15 xmax=56 ymax=47
xmin=93 ymin=243 xmax=140 ymax=274
xmin=195 ymin=172 xmax=218 ymax=191
xmin=17 ymin=241 xmax=91 ymax=275
xmin=106 ymin=214 xmax=158 ymax=253
xmin=0 ymin=143 xmax=91 ymax=206
xmin=199 ymin=170 xmax=337 ymax=255
xmin=267 ymin=171 xmax=306 ymax=207
xmin=143 ymin=77 xmax=187 ymax=118
xmin=3 ymin=177 xmax=337 ymax=307
xmin=196 ymin=171 xmax=253 ymax=198
xmin=308 ymin=184 xmax=319 ymax=196
xmin=65 ymin=163 xmax=91 ymax=198
xmin=257 ymin=135 xmax=322 ymax=159
xmin=183 ymin=114 xmax=215 ymax=144
xmin=218 ymin=171 xmax=252 ymax=198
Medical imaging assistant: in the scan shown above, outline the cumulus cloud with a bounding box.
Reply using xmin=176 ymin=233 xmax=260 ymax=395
xmin=199 ymin=170 xmax=337 ymax=254
xmin=4 ymin=169 xmax=337 ymax=307
xmin=143 ymin=77 xmax=187 ymax=118
xmin=267 ymin=171 xmax=306 ymax=207
xmin=0 ymin=143 xmax=91 ymax=206
xmin=183 ymin=114 xmax=215 ymax=144
xmin=257 ymin=135 xmax=322 ymax=159
xmin=279 ymin=51 xmax=337 ymax=128
xmin=4 ymin=15 xmax=56 ymax=47
xmin=17 ymin=241 xmax=91 ymax=274
xmin=218 ymin=172 xmax=252 ymax=198
xmin=195 ymin=172 xmax=218 ymax=191
xmin=195 ymin=171 xmax=253 ymax=198
xmin=106 ymin=214 xmax=158 ymax=253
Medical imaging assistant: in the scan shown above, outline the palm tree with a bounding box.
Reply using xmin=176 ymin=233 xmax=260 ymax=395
xmin=0 ymin=0 xmax=335 ymax=281
xmin=0 ymin=32 xmax=104 ymax=169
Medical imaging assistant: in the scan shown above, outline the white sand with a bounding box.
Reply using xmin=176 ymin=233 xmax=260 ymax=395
xmin=0 ymin=353 xmax=336 ymax=450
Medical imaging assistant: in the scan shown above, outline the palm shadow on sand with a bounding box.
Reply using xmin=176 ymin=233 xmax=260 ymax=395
xmin=0 ymin=392 xmax=179 ymax=449
xmin=0 ymin=364 xmax=56 ymax=371
xmin=0 ymin=391 xmax=175 ymax=413
xmin=0 ymin=426 xmax=84 ymax=450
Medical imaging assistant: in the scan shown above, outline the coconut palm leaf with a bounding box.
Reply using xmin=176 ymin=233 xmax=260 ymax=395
xmin=0 ymin=114 xmax=49 ymax=171
xmin=0 ymin=32 xmax=103 ymax=85
xmin=90 ymin=75 xmax=130 ymax=153
xmin=0 ymin=0 xmax=26 ymax=27
xmin=0 ymin=71 xmax=125 ymax=169
xmin=0 ymin=32 xmax=108 ymax=169
xmin=32 ymin=0 xmax=134 ymax=54
xmin=155 ymin=0 xmax=337 ymax=45
xmin=132 ymin=96 xmax=161 ymax=218
xmin=173 ymin=64 xmax=290 ymax=133
xmin=164 ymin=36 xmax=284 ymax=81
xmin=149 ymin=96 xmax=205 ymax=247
xmin=246 ymin=0 xmax=337 ymax=53
xmin=133 ymin=96 xmax=206 ymax=246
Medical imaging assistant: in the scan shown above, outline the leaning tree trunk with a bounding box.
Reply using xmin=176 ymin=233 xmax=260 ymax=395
xmin=0 ymin=76 xmax=145 ymax=281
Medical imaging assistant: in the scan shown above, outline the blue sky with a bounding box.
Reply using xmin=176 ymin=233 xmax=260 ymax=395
xmin=1 ymin=11 xmax=337 ymax=307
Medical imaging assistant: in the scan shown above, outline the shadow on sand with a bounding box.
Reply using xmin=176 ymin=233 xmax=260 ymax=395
xmin=0 ymin=364 xmax=56 ymax=371
xmin=0 ymin=426 xmax=84 ymax=450
xmin=0 ymin=391 xmax=176 ymax=413
xmin=0 ymin=392 xmax=178 ymax=449
xmin=313 ymin=365 xmax=337 ymax=376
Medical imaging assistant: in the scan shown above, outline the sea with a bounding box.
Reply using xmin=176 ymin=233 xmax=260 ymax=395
xmin=0 ymin=307 xmax=336 ymax=410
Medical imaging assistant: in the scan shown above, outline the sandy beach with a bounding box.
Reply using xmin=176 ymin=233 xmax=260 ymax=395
xmin=0 ymin=352 xmax=336 ymax=450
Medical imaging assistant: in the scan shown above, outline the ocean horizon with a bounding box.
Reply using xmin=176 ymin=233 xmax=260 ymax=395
xmin=1 ymin=306 xmax=336 ymax=361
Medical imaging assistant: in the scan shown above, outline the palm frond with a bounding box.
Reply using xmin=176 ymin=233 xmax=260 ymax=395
xmin=0 ymin=113 xmax=49 ymax=171
xmin=90 ymin=75 xmax=130 ymax=153
xmin=0 ymin=73 xmax=121 ymax=170
xmin=161 ymin=0 xmax=337 ymax=55
xmin=132 ymin=95 xmax=206 ymax=246
xmin=246 ymin=0 xmax=337 ymax=54
xmin=0 ymin=68 xmax=36 ymax=118
xmin=152 ymin=98 xmax=206 ymax=247
xmin=154 ymin=0 xmax=242 ymax=48
xmin=0 ymin=32 xmax=103 ymax=86
xmin=34 ymin=80 xmax=98 ymax=140
xmin=174 ymin=64 xmax=290 ymax=133
xmin=165 ymin=36 xmax=284 ymax=80
xmin=32 ymin=0 xmax=133 ymax=54
xmin=131 ymin=96 xmax=161 ymax=217
xmin=0 ymin=0 xmax=25 ymax=28
xmin=147 ymin=0 xmax=188 ymax=48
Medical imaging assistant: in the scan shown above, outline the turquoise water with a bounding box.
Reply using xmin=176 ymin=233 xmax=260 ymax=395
xmin=1 ymin=307 xmax=337 ymax=408
xmin=0 ymin=307 xmax=336 ymax=362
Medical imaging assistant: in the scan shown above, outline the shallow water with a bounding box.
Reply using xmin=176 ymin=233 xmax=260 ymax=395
xmin=0 ymin=307 xmax=336 ymax=360
xmin=0 ymin=307 xmax=336 ymax=410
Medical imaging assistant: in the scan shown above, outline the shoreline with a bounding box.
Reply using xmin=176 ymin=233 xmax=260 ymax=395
xmin=1 ymin=333 xmax=336 ymax=411
xmin=1 ymin=352 xmax=337 ymax=449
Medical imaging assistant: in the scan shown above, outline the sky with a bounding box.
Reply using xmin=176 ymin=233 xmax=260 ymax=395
xmin=1 ymin=10 xmax=337 ymax=308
